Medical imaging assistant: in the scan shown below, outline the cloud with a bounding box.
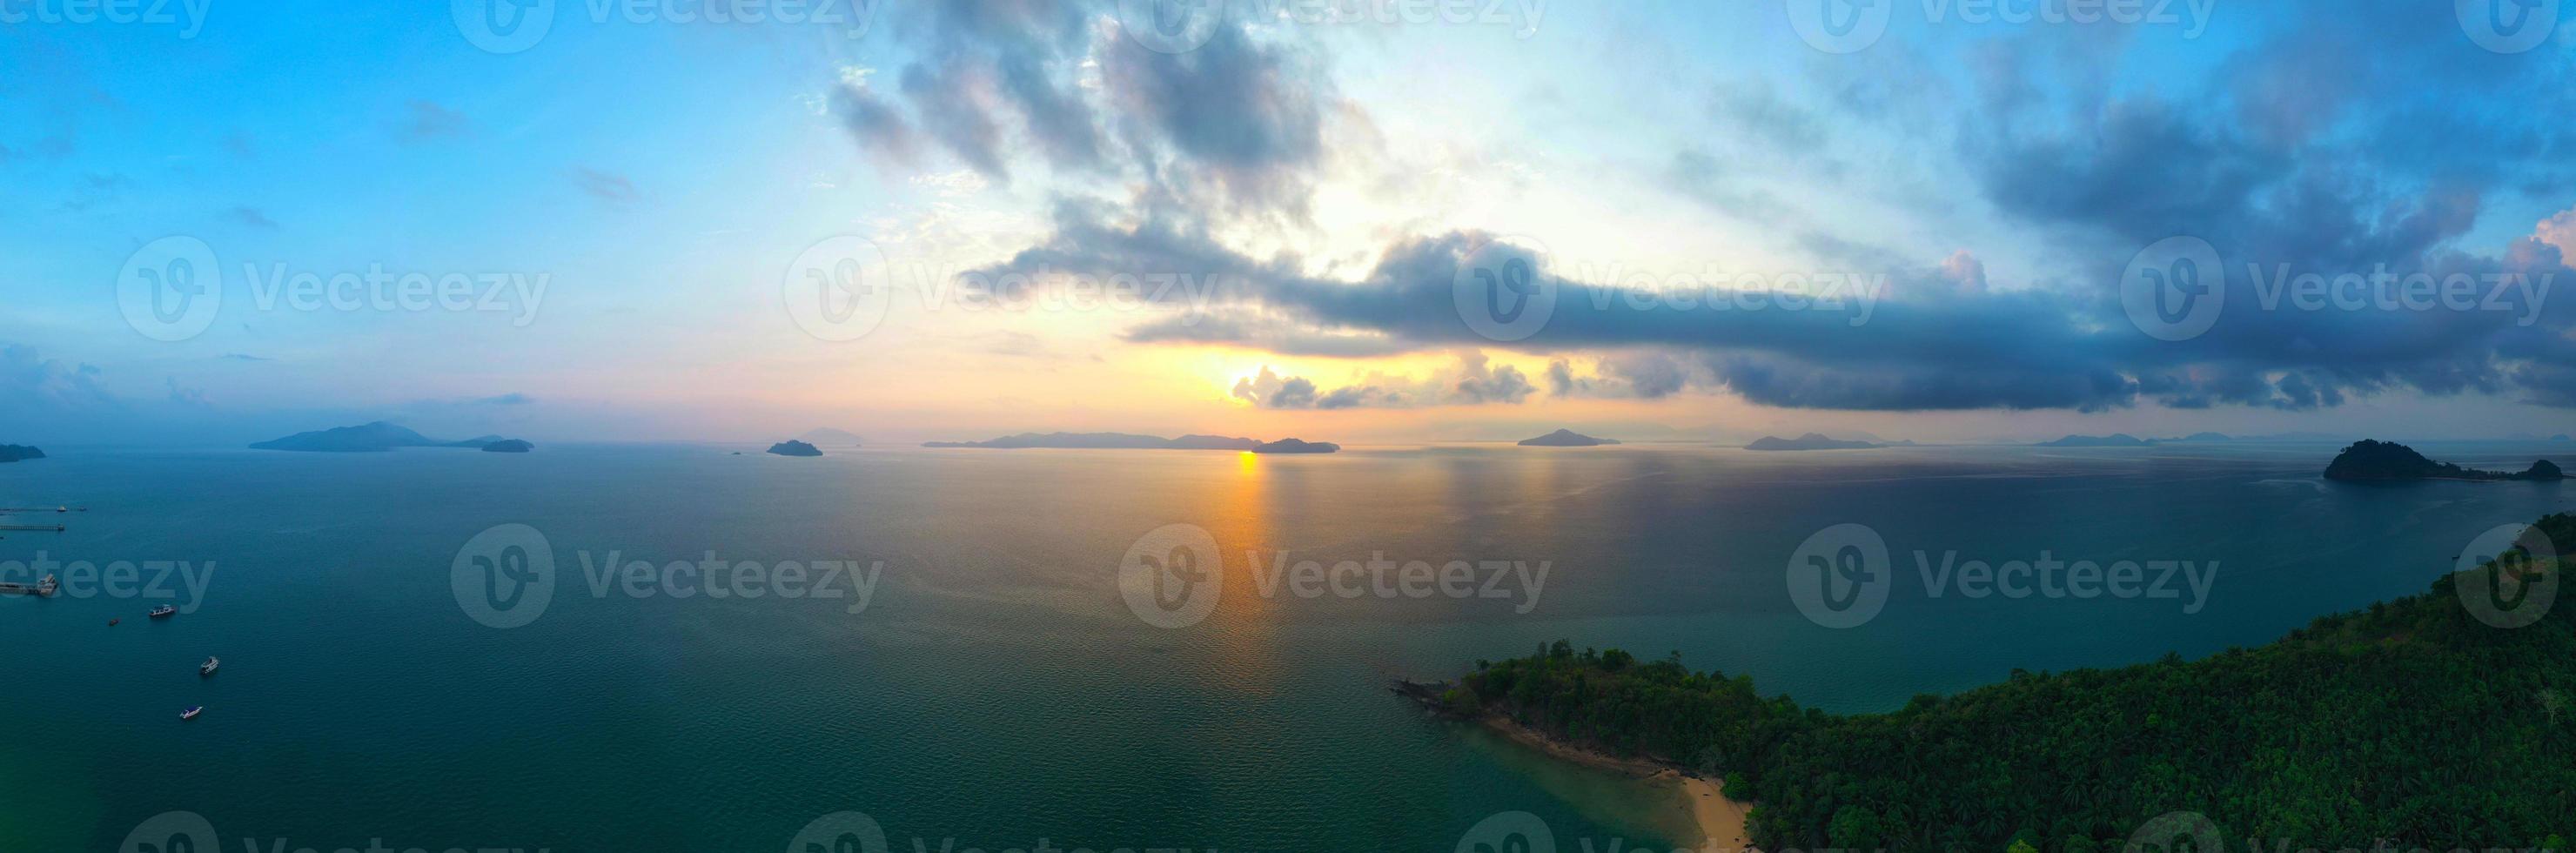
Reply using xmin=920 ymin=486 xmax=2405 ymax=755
xmin=834 ymin=0 xmax=1332 ymax=219
xmin=1231 ymin=352 xmax=1534 ymax=410
xmin=231 ymin=206 xmax=278 ymax=229
xmin=567 ymin=168 xmax=638 ymax=202
xmin=0 ymin=344 xmax=116 ymax=411
xmin=166 ymin=377 xmax=211 ymax=407
xmin=399 ymin=100 xmax=468 ymax=142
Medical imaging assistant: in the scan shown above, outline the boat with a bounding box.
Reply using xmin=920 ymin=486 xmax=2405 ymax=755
xmin=200 ymin=656 xmax=219 ymax=676
xmin=180 ymin=706 xmax=203 ymax=721
xmin=148 ymin=605 xmax=177 ymax=619
xmin=107 ymin=618 xmax=119 ymax=627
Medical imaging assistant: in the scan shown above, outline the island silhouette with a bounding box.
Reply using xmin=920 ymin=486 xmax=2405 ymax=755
xmin=1518 ymin=428 xmax=1620 ymax=447
xmin=2324 ymin=439 xmax=2563 ymax=481
xmin=250 ymin=422 xmax=523 ymax=453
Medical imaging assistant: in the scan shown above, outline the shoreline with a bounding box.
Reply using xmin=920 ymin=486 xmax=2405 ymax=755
xmin=1397 ymin=680 xmax=1754 ymax=851
xmin=1477 ymin=715 xmax=1755 ymax=852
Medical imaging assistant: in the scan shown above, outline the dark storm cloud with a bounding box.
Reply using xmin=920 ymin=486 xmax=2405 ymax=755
xmin=946 ymin=2 xmax=2576 ymax=413
xmin=834 ymin=0 xmax=1328 ymax=212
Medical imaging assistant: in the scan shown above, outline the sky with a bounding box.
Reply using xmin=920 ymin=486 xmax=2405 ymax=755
xmin=6 ymin=0 xmax=2576 ymax=447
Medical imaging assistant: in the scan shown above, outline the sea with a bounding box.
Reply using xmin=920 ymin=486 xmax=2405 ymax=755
xmin=1 ymin=440 xmax=2566 ymax=851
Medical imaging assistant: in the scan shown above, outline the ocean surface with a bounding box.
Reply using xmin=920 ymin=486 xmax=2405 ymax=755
xmin=2 ymin=441 xmax=2569 ymax=851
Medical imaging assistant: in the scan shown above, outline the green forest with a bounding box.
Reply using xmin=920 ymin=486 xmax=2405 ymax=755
xmin=1448 ymin=514 xmax=2576 ymax=851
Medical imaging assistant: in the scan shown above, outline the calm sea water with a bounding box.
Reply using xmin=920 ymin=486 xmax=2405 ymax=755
xmin=1 ymin=441 xmax=2567 ymax=851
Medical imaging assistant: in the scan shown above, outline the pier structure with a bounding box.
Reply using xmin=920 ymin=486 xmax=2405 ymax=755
xmin=0 ymin=575 xmax=58 ymax=597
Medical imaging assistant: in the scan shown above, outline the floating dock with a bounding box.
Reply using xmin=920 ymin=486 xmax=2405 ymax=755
xmin=0 ymin=575 xmax=58 ymax=597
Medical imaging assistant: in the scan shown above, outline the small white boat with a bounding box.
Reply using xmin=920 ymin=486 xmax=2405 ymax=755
xmin=180 ymin=706 xmax=203 ymax=721
xmin=200 ymin=656 xmax=219 ymax=676
xmin=148 ymin=605 xmax=178 ymax=619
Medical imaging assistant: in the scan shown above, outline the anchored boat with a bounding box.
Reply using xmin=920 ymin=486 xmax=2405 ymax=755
xmin=200 ymin=656 xmax=220 ymax=676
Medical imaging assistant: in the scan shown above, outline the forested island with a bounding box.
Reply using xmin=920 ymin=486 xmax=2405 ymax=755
xmin=0 ymin=444 xmax=44 ymax=462
xmin=2324 ymin=440 xmax=2564 ymax=481
xmin=1418 ymin=513 xmax=2576 ymax=850
xmin=765 ymin=440 xmax=823 ymax=457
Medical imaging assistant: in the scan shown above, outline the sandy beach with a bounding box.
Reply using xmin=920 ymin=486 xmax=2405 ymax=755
xmin=1478 ymin=715 xmax=1755 ymax=851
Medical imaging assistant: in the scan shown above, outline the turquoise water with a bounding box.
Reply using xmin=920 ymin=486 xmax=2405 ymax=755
xmin=2 ymin=442 xmax=2567 ymax=850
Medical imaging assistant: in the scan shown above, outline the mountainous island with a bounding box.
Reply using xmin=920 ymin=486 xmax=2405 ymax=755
xmin=1410 ymin=512 xmax=2576 ymax=850
xmin=250 ymin=422 xmax=521 ymax=453
xmin=480 ymin=439 xmax=534 ymax=453
xmin=1518 ymin=428 xmax=1620 ymax=447
xmin=2323 ymin=439 xmax=2564 ymax=481
xmin=924 ymin=432 xmax=1259 ymax=450
xmin=799 ymin=427 xmax=864 ymax=447
xmin=0 ymin=445 xmax=44 ymax=462
xmin=765 ymin=440 xmax=823 ymax=457
xmin=2036 ymin=433 xmax=2156 ymax=447
xmin=1746 ymin=433 xmax=1881 ymax=451
xmin=1251 ymin=438 xmax=1338 ymax=454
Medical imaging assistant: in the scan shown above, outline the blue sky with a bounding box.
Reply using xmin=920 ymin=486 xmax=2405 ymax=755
xmin=7 ymin=1 xmax=2576 ymax=446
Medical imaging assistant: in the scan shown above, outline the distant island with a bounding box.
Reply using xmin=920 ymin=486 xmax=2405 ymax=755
xmin=1518 ymin=428 xmax=1620 ymax=447
xmin=799 ymin=427 xmax=864 ymax=447
xmin=924 ymin=432 xmax=1260 ymax=451
xmin=2036 ymin=433 xmax=2156 ymax=447
xmin=766 ymin=440 xmax=823 ymax=457
xmin=1412 ymin=512 xmax=2576 ymax=850
xmin=480 ymin=439 xmax=534 ymax=453
xmin=1251 ymin=438 xmax=1338 ymax=454
xmin=1747 ymin=433 xmax=1882 ymax=451
xmin=251 ymin=422 xmax=517 ymax=453
xmin=2323 ymin=439 xmax=2563 ymax=482
xmin=0 ymin=445 xmax=43 ymax=463
xmin=2169 ymin=432 xmax=2232 ymax=442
